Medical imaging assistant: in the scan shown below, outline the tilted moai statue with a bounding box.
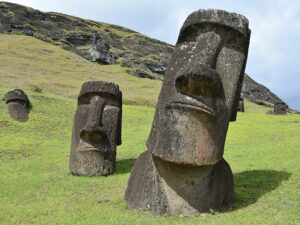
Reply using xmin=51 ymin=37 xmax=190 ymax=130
xmin=237 ymin=94 xmax=245 ymax=112
xmin=69 ymin=81 xmax=122 ymax=176
xmin=3 ymin=89 xmax=30 ymax=122
xmin=125 ymin=9 xmax=250 ymax=214
xmin=274 ymin=101 xmax=287 ymax=115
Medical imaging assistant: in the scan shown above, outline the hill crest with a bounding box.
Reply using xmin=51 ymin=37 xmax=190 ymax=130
xmin=0 ymin=1 xmax=291 ymax=110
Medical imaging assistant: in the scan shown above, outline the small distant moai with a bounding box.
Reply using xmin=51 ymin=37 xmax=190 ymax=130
xmin=274 ymin=101 xmax=287 ymax=115
xmin=3 ymin=89 xmax=30 ymax=122
xmin=125 ymin=9 xmax=251 ymax=214
xmin=69 ymin=81 xmax=122 ymax=176
xmin=237 ymin=94 xmax=245 ymax=112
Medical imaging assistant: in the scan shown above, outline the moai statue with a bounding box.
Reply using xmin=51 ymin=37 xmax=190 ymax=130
xmin=237 ymin=94 xmax=245 ymax=112
xmin=92 ymin=33 xmax=101 ymax=45
xmin=274 ymin=101 xmax=287 ymax=115
xmin=125 ymin=9 xmax=251 ymax=214
xmin=89 ymin=33 xmax=115 ymax=64
xmin=3 ymin=89 xmax=30 ymax=122
xmin=69 ymin=81 xmax=122 ymax=176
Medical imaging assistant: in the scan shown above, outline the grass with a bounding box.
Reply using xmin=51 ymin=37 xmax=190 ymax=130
xmin=0 ymin=87 xmax=299 ymax=225
xmin=0 ymin=34 xmax=300 ymax=224
xmin=0 ymin=34 xmax=161 ymax=107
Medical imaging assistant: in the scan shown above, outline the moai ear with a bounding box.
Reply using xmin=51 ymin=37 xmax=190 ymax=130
xmin=216 ymin=47 xmax=246 ymax=122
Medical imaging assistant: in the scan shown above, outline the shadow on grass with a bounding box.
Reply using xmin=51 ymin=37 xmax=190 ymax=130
xmin=115 ymin=158 xmax=136 ymax=174
xmin=231 ymin=170 xmax=291 ymax=210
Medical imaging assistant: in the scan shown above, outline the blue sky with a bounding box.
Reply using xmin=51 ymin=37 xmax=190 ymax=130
xmin=5 ymin=0 xmax=300 ymax=110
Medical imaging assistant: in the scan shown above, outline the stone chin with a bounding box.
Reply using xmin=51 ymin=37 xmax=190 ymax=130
xmin=151 ymin=109 xmax=224 ymax=166
xmin=151 ymin=96 xmax=227 ymax=167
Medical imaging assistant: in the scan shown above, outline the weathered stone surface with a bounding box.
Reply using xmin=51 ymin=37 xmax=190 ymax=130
xmin=125 ymin=9 xmax=251 ymax=214
xmin=88 ymin=33 xmax=117 ymax=65
xmin=65 ymin=32 xmax=93 ymax=45
xmin=69 ymin=81 xmax=122 ymax=176
xmin=144 ymin=61 xmax=166 ymax=75
xmin=242 ymin=74 xmax=285 ymax=107
xmin=3 ymin=89 xmax=30 ymax=122
xmin=274 ymin=101 xmax=287 ymax=115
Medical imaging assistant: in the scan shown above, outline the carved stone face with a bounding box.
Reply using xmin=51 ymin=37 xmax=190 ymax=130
xmin=147 ymin=10 xmax=250 ymax=166
xmin=69 ymin=81 xmax=122 ymax=176
xmin=3 ymin=89 xmax=30 ymax=122
xmin=274 ymin=101 xmax=287 ymax=115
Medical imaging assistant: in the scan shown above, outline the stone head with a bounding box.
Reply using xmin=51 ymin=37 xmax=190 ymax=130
xmin=69 ymin=81 xmax=122 ymax=176
xmin=3 ymin=89 xmax=30 ymax=122
xmin=274 ymin=101 xmax=287 ymax=115
xmin=147 ymin=9 xmax=251 ymax=166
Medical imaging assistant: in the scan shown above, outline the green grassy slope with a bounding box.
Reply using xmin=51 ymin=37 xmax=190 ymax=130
xmin=0 ymin=34 xmax=161 ymax=106
xmin=0 ymin=34 xmax=300 ymax=225
xmin=0 ymin=87 xmax=299 ymax=225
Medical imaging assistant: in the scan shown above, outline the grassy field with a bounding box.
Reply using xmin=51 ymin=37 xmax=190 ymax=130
xmin=0 ymin=34 xmax=300 ymax=225
xmin=0 ymin=34 xmax=161 ymax=107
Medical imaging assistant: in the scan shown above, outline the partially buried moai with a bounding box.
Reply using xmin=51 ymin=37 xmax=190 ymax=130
xmin=125 ymin=9 xmax=251 ymax=214
xmin=3 ymin=89 xmax=30 ymax=122
xmin=237 ymin=94 xmax=245 ymax=112
xmin=69 ymin=81 xmax=122 ymax=176
xmin=274 ymin=101 xmax=287 ymax=115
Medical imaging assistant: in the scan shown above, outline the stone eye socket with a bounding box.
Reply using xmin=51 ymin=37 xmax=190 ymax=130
xmin=175 ymin=73 xmax=221 ymax=100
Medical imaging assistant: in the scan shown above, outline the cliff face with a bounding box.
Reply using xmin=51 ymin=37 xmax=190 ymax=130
xmin=242 ymin=74 xmax=283 ymax=107
xmin=0 ymin=1 xmax=288 ymax=108
xmin=0 ymin=1 xmax=173 ymax=80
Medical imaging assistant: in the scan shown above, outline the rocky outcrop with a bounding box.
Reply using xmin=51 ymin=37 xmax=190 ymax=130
xmin=242 ymin=74 xmax=286 ymax=108
xmin=0 ymin=1 xmax=173 ymax=80
xmin=0 ymin=1 xmax=291 ymax=109
xmin=87 ymin=34 xmax=117 ymax=64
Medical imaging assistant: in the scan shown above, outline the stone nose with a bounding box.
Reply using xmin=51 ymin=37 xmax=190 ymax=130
xmin=175 ymin=31 xmax=223 ymax=100
xmin=80 ymin=96 xmax=107 ymax=146
xmin=86 ymin=95 xmax=105 ymax=128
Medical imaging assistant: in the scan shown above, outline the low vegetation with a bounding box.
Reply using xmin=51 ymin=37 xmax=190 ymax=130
xmin=0 ymin=34 xmax=299 ymax=224
xmin=0 ymin=34 xmax=161 ymax=106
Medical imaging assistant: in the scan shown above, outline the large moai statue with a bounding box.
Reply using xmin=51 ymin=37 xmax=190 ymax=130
xmin=3 ymin=89 xmax=30 ymax=122
xmin=274 ymin=101 xmax=287 ymax=115
xmin=125 ymin=9 xmax=251 ymax=214
xmin=69 ymin=81 xmax=122 ymax=176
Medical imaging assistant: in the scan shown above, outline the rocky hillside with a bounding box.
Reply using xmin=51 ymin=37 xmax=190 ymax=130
xmin=0 ymin=1 xmax=289 ymax=109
